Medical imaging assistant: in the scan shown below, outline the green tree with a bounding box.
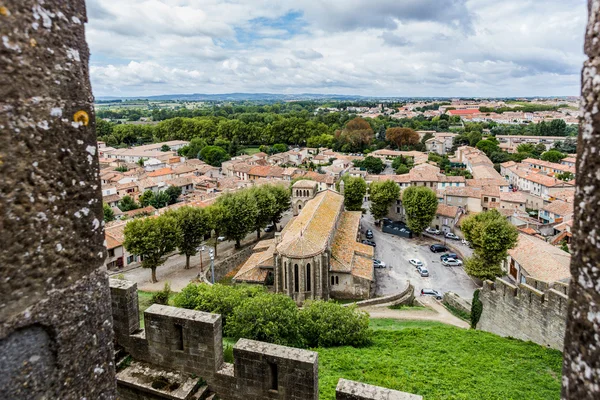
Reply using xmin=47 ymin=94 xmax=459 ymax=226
xmin=169 ymin=206 xmax=212 ymax=269
xmin=299 ymin=300 xmax=371 ymax=347
xmin=272 ymin=143 xmax=288 ymax=153
xmin=151 ymin=191 xmax=171 ymax=209
xmin=369 ymin=180 xmax=400 ymax=220
xmin=540 ymin=150 xmax=566 ymax=163
xmin=200 ymin=145 xmax=230 ymax=167
xmin=160 ymin=144 xmax=171 ymax=152
xmin=355 ymin=156 xmax=384 ymax=174
xmin=165 ymin=185 xmax=182 ymax=205
xmin=249 ymin=186 xmax=277 ymax=240
xmin=118 ymin=195 xmax=139 ymax=212
xmin=401 ymin=186 xmax=438 ymax=236
xmin=395 ymin=164 xmax=410 ymax=175
xmin=218 ymin=191 xmax=258 ymax=248
xmin=206 ymin=203 xmax=228 ymax=258
xmin=258 ymin=144 xmax=271 ymax=154
xmin=556 ymin=171 xmax=574 ymax=181
xmin=516 ymin=143 xmax=535 ymax=154
xmin=476 ymin=139 xmax=500 ymax=156
xmin=339 ymin=176 xmax=367 ymax=211
xmin=560 ymin=240 xmax=570 ymax=253
xmin=139 ymin=190 xmax=155 ymax=207
xmin=267 ymin=184 xmax=292 ymax=227
xmin=123 ymin=215 xmax=181 ymax=283
xmin=461 ymin=209 xmax=519 ymax=280
xmin=225 ymin=293 xmax=302 ymax=347
xmin=103 ymin=203 xmax=115 ymax=222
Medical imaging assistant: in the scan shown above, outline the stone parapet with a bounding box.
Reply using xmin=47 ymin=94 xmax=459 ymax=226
xmin=478 ymin=277 xmax=568 ymax=350
xmin=336 ymin=379 xmax=423 ymax=400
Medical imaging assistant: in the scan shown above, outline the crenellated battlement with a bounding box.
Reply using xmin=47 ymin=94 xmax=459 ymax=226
xmin=478 ymin=277 xmax=568 ymax=350
xmin=109 ymin=279 xmax=422 ymax=400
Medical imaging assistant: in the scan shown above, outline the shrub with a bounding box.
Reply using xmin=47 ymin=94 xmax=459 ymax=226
xmin=299 ymin=301 xmax=372 ymax=348
xmin=151 ymin=282 xmax=171 ymax=305
xmin=225 ymin=293 xmax=302 ymax=347
xmin=470 ymin=289 xmax=483 ymax=329
xmin=172 ymin=284 xmax=264 ymax=326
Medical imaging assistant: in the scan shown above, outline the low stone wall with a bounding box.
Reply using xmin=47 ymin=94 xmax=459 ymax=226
xmin=336 ymin=379 xmax=422 ymax=400
xmin=344 ymin=281 xmax=414 ymax=308
xmin=207 ymin=243 xmax=255 ymax=283
xmin=443 ymin=292 xmax=472 ymax=315
xmin=109 ymin=279 xmax=423 ymax=400
xmin=478 ymin=278 xmax=568 ymax=350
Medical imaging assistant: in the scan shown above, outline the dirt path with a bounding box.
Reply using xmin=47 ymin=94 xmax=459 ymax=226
xmin=362 ymin=296 xmax=470 ymax=329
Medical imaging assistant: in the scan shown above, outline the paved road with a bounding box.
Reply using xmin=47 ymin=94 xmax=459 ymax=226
xmin=361 ymin=213 xmax=478 ymax=300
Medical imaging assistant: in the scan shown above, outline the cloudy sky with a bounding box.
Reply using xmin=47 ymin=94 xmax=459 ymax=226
xmin=86 ymin=0 xmax=587 ymax=97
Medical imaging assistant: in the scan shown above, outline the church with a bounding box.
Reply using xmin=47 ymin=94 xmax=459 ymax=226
xmin=233 ymin=180 xmax=375 ymax=303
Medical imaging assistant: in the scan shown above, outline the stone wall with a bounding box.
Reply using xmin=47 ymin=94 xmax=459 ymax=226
xmin=443 ymin=291 xmax=472 ymax=315
xmin=343 ymin=281 xmax=414 ymax=308
xmin=478 ymin=278 xmax=568 ymax=350
xmin=110 ymin=279 xmax=422 ymax=400
xmin=0 ymin=1 xmax=116 ymax=398
xmin=209 ymin=242 xmax=256 ymax=283
xmin=336 ymin=379 xmax=422 ymax=400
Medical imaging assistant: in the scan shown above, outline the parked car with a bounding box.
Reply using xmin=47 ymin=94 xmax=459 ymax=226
xmin=445 ymin=232 xmax=460 ymax=240
xmin=430 ymin=244 xmax=448 ymax=253
xmin=420 ymin=288 xmax=443 ymax=300
xmin=373 ymin=259 xmax=386 ymax=268
xmin=264 ymin=223 xmax=275 ymax=232
xmin=425 ymin=227 xmax=441 ymax=235
xmin=409 ymin=258 xmax=424 ymax=268
xmin=440 ymin=253 xmax=458 ymax=261
xmin=366 ymin=229 xmax=374 ymax=239
xmin=417 ymin=265 xmax=429 ymax=277
xmin=461 ymin=239 xmax=471 ymax=248
xmin=217 ymin=236 xmax=226 ymax=242
xmin=442 ymin=258 xmax=463 ymax=267
xmin=362 ymin=239 xmax=376 ymax=247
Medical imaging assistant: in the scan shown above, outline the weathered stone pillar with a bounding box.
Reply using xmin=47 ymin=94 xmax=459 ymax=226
xmin=0 ymin=1 xmax=116 ymax=399
xmin=561 ymin=1 xmax=600 ymax=398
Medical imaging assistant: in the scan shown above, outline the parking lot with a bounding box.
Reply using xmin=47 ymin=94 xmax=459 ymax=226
xmin=361 ymin=215 xmax=479 ymax=300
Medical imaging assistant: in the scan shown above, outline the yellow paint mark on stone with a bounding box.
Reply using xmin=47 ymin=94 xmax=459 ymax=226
xmin=74 ymin=111 xmax=89 ymax=126
xmin=0 ymin=6 xmax=9 ymax=16
xmin=30 ymin=38 xmax=37 ymax=47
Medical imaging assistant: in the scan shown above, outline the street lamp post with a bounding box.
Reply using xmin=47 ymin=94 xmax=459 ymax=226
xmin=209 ymin=248 xmax=215 ymax=284
xmin=197 ymin=245 xmax=206 ymax=273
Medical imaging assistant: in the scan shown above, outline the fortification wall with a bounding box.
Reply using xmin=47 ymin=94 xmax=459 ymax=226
xmin=208 ymin=243 xmax=255 ymax=283
xmin=477 ymin=278 xmax=568 ymax=350
xmin=443 ymin=291 xmax=472 ymax=315
xmin=109 ymin=279 xmax=422 ymax=400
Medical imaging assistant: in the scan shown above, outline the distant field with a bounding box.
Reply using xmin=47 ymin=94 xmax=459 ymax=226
xmin=317 ymin=319 xmax=562 ymax=400
xmin=242 ymin=147 xmax=261 ymax=155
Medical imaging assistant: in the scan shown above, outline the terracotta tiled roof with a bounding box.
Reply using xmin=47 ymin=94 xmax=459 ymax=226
xmin=330 ymin=211 xmax=374 ymax=281
xmin=448 ymin=109 xmax=481 ymax=115
xmin=437 ymin=204 xmax=459 ymax=218
xmin=551 ymin=189 xmax=575 ymax=203
xmin=277 ymin=190 xmax=344 ymax=258
xmin=444 ymin=186 xmax=482 ymax=198
xmin=124 ymin=206 xmax=156 ymax=218
xmin=232 ymin=163 xmax=253 ymax=173
xmin=292 ymin=179 xmax=319 ymax=189
xmin=172 ymin=165 xmax=197 ymax=176
xmin=103 ymin=193 xmax=122 ymax=203
xmin=500 ymin=191 xmax=527 ymax=203
xmin=165 ymin=176 xmax=195 ymax=187
xmin=137 ymin=178 xmax=159 ymax=189
xmin=233 ymin=247 xmax=274 ymax=283
xmin=105 ymin=221 xmax=127 ymax=249
xmin=509 ymin=233 xmax=571 ymax=283
xmin=542 ymin=200 xmax=574 ymax=216
xmin=148 ymin=168 xmax=174 ymax=177
xmin=249 ymin=165 xmax=285 ymax=178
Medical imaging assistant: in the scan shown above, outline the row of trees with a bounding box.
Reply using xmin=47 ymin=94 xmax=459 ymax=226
xmin=123 ymin=184 xmax=291 ymax=282
xmin=173 ymin=283 xmax=372 ymax=348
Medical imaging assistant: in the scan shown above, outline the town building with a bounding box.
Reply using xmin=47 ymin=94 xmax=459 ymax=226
xmin=233 ymin=181 xmax=374 ymax=302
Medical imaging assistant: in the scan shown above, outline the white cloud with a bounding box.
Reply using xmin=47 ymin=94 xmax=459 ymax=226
xmin=86 ymin=0 xmax=587 ymax=97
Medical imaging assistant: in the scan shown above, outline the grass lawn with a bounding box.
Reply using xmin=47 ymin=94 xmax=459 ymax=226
xmin=242 ymin=146 xmax=261 ymax=155
xmin=317 ymin=319 xmax=562 ymax=400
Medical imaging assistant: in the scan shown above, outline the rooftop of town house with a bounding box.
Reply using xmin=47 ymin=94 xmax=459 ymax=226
xmin=277 ymin=190 xmax=344 ymax=258
xmin=443 ymin=186 xmax=483 ymax=198
xmin=123 ymin=206 xmax=157 ymax=218
xmin=521 ymin=158 xmax=576 ymax=174
xmin=499 ymin=191 xmax=528 ymax=203
xmin=509 ymin=233 xmax=571 ymax=283
xmin=447 ymin=109 xmax=481 ymax=115
xmin=165 ymin=176 xmax=196 ymax=187
xmin=137 ymin=178 xmax=160 ymax=188
xmin=231 ymin=163 xmax=253 ymax=173
xmin=436 ymin=204 xmax=459 ymax=218
xmin=525 ymin=173 xmax=573 ymax=187
xmin=542 ymin=199 xmax=574 ymax=216
xmin=104 ymin=221 xmax=128 ymax=249
xmin=500 ymin=161 xmax=518 ymax=168
xmin=330 ymin=211 xmax=374 ymax=281
xmin=103 ymin=193 xmax=122 ymax=203
xmin=172 ymin=165 xmax=198 ymax=175
xmin=147 ymin=167 xmax=174 ymax=177
xmin=248 ymin=165 xmax=285 ymax=177
xmin=551 ymin=189 xmax=575 ymax=202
